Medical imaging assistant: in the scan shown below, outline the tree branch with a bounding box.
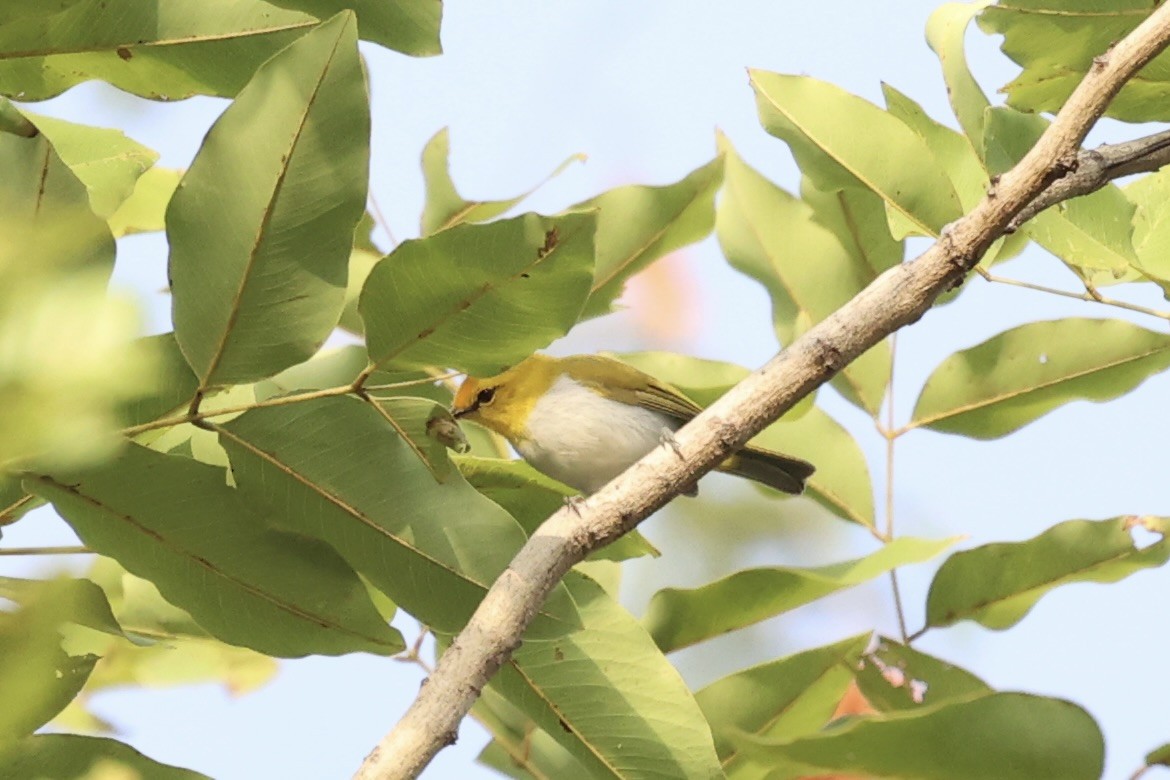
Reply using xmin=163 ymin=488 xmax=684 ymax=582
xmin=354 ymin=8 xmax=1170 ymax=779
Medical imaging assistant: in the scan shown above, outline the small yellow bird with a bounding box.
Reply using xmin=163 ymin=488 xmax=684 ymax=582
xmin=451 ymin=354 xmax=814 ymax=496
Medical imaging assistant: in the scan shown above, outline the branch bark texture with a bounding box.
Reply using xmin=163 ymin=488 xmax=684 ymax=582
xmin=355 ymin=7 xmax=1170 ymax=779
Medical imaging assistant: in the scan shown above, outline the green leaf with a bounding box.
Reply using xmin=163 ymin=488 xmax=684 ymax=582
xmin=1146 ymin=742 xmax=1170 ymax=767
xmin=108 ymin=166 xmax=182 ymax=237
xmin=615 ymin=351 xmax=874 ymax=527
xmin=0 ymin=0 xmax=86 ymax=26
xmin=169 ymin=12 xmax=368 ymax=388
xmin=0 ymin=0 xmax=319 ymax=101
xmin=265 ymin=0 xmax=442 ymax=56
xmin=0 ymin=576 xmax=128 ymax=644
xmin=737 ymin=692 xmax=1103 ymax=780
xmin=979 ymin=1 xmax=1170 ymax=123
xmin=0 ymin=128 xmax=113 ymax=274
xmin=27 ymin=443 xmax=405 ymax=658
xmin=120 ymin=333 xmax=199 ymax=429
xmin=454 ymin=455 xmax=660 ymax=562
xmin=695 ymin=634 xmax=871 ymax=766
xmin=490 ymin=572 xmax=723 ymax=780
xmin=474 ymin=687 xmax=590 ymax=779
xmin=217 ymin=396 xmax=580 ymax=636
xmin=420 ymin=127 xmax=583 ymax=235
xmin=750 ymin=70 xmax=962 ymax=237
xmin=1125 ymin=167 xmax=1170 ymax=289
xmin=925 ymin=1 xmax=993 ymax=147
xmin=0 ymin=734 xmax=209 ymax=780
xmin=717 ymin=137 xmax=889 ymax=415
xmin=855 ymin=638 xmax=991 ymax=713
xmin=360 ymin=212 xmax=596 ymax=375
xmin=24 ymin=113 xmax=157 ymax=219
xmin=799 ymin=178 xmax=903 ymax=279
xmin=369 ymin=396 xmax=460 ymax=482
xmin=911 ymin=318 xmax=1170 ymax=439
xmin=577 ymin=156 xmax=724 ymax=318
xmin=645 ymin=538 xmax=955 ymax=653
xmin=927 ymin=516 xmax=1170 ymax=631
xmin=0 ymin=588 xmax=98 ymax=740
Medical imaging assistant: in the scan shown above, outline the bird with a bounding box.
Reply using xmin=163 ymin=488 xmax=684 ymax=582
xmin=451 ymin=353 xmax=815 ymax=496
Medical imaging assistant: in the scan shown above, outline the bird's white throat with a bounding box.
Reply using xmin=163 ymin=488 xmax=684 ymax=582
xmin=514 ymin=373 xmax=674 ymax=495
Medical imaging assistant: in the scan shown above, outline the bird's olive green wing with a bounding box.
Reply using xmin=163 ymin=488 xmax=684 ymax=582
xmin=561 ymin=355 xmax=702 ymax=422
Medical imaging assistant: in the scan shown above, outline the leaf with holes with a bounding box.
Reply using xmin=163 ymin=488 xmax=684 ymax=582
xmin=911 ymin=319 xmax=1170 ymax=439
xmin=360 ymin=211 xmax=595 ymax=376
xmin=26 ymin=443 xmax=404 ymax=658
xmin=927 ymin=516 xmax=1170 ymax=631
xmin=169 ymin=13 xmax=368 ymax=388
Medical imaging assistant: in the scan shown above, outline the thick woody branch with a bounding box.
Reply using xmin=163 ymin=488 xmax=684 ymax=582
xmin=1008 ymin=127 xmax=1170 ymax=230
xmin=355 ymin=8 xmax=1170 ymax=779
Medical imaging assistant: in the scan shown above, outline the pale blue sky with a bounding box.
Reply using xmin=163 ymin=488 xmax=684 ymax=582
xmin=7 ymin=2 xmax=1169 ymax=778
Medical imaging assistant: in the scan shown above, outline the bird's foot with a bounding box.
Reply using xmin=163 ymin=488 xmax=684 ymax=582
xmin=563 ymin=494 xmax=587 ymax=516
xmin=659 ymin=427 xmax=685 ymax=460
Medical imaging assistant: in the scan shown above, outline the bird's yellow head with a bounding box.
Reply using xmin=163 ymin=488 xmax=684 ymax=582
xmin=451 ymin=354 xmax=561 ymax=443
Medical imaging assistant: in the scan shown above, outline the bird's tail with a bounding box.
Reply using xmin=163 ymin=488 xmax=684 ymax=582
xmin=720 ymin=445 xmax=815 ymax=495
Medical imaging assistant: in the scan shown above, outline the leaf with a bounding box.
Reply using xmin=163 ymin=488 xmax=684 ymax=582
xmin=695 ymin=634 xmax=871 ymax=766
xmin=24 ymin=113 xmax=157 ymax=218
xmin=799 ymin=178 xmax=903 ymax=279
xmin=119 ymin=333 xmax=199 ymax=429
xmin=854 ymin=637 xmax=991 ymax=713
xmin=217 ymin=396 xmax=580 ymax=636
xmin=169 ymin=12 xmax=369 ymax=388
xmin=108 ymin=166 xmax=182 ymax=237
xmin=0 ymin=734 xmax=209 ymax=780
xmin=1124 ymin=167 xmax=1170 ymax=288
xmin=615 ymin=351 xmax=874 ymax=526
xmin=360 ymin=211 xmax=596 ymax=375
xmin=474 ymin=686 xmax=591 ymax=779
xmin=369 ymin=396 xmax=461 ymax=481
xmin=0 ymin=588 xmax=98 ymax=740
xmin=717 ymin=137 xmax=889 ymax=415
xmin=0 ymin=576 xmax=128 ymax=643
xmin=489 ymin=572 xmax=723 ymax=780
xmin=454 ymin=455 xmax=660 ymax=562
xmin=576 ymin=156 xmax=724 ymax=318
xmin=420 ymin=127 xmax=583 ymax=235
xmin=27 ymin=443 xmax=405 ymax=658
xmin=978 ymin=1 xmax=1170 ymax=123
xmin=750 ymin=70 xmax=962 ymax=237
xmin=1147 ymin=742 xmax=1170 ymax=767
xmin=737 ymin=692 xmax=1103 ymax=780
xmin=265 ymin=0 xmax=442 ymax=56
xmin=925 ymin=1 xmax=993 ymax=147
xmin=0 ymin=0 xmax=87 ymax=26
xmin=0 ymin=0 xmax=319 ymax=101
xmin=0 ymin=127 xmax=113 ymax=274
xmin=926 ymin=516 xmax=1170 ymax=631
xmin=644 ymin=538 xmax=956 ymax=653
xmin=911 ymin=318 xmax=1170 ymax=439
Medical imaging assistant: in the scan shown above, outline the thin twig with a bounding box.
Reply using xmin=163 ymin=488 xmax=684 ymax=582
xmin=121 ymin=384 xmax=355 ymax=437
xmin=980 ymin=269 xmax=1170 ymax=321
xmin=883 ymin=334 xmax=910 ymax=643
xmin=368 ymin=192 xmax=398 ymax=249
xmin=0 ymin=493 xmax=35 ymax=526
xmin=0 ymin=545 xmax=93 ymax=556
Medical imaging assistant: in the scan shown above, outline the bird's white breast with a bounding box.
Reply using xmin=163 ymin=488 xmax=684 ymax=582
xmin=515 ymin=373 xmax=673 ymax=494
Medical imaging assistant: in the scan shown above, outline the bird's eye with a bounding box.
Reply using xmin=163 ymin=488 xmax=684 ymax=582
xmin=476 ymin=387 xmax=496 ymax=406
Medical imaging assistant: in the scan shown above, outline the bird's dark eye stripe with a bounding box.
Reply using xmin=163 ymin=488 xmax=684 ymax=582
xmin=476 ymin=387 xmax=496 ymax=405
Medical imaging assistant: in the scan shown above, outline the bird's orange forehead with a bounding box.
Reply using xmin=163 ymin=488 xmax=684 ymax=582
xmin=452 ymin=376 xmax=483 ymax=414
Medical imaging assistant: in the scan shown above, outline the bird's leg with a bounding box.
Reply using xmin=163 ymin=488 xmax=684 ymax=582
xmin=659 ymin=427 xmax=685 ymax=461
xmin=562 ymin=494 xmax=587 ymax=516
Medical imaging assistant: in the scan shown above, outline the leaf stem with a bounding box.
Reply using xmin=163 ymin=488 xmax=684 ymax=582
xmin=882 ymin=333 xmax=910 ymax=643
xmin=0 ymin=545 xmax=93 ymax=556
xmin=978 ymin=268 xmax=1170 ymax=321
xmin=0 ymin=493 xmax=35 ymax=526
